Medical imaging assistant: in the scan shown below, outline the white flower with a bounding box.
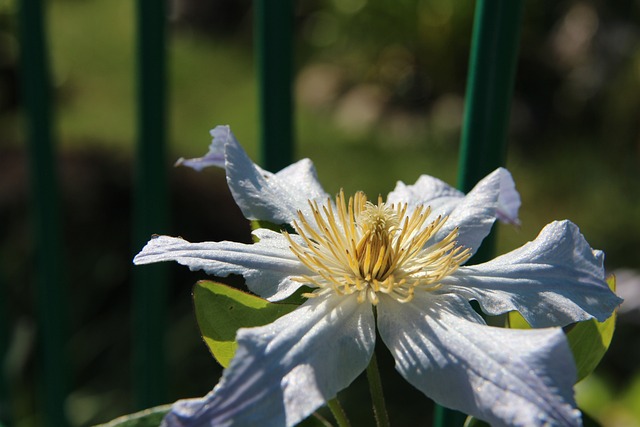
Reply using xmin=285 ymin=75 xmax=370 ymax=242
xmin=136 ymin=126 xmax=621 ymax=427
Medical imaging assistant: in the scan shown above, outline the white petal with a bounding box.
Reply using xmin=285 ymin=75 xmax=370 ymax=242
xmin=133 ymin=229 xmax=309 ymax=300
xmin=162 ymin=294 xmax=376 ymax=427
xmin=274 ymin=159 xmax=330 ymax=206
xmin=178 ymin=125 xmax=330 ymax=225
xmin=433 ymin=168 xmax=514 ymax=256
xmin=388 ymin=168 xmax=519 ymax=225
xmin=227 ymin=151 xmax=330 ymax=225
xmin=441 ymin=220 xmax=623 ymax=327
xmin=175 ymin=125 xmax=231 ymax=171
xmin=495 ymin=167 xmax=521 ymax=225
xmin=388 ymin=168 xmax=520 ymax=256
xmin=377 ymin=294 xmax=581 ymax=427
xmin=387 ymin=174 xmax=464 ymax=213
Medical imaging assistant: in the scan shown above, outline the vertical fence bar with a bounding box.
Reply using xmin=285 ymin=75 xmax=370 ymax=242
xmin=132 ymin=0 xmax=169 ymax=410
xmin=17 ymin=0 xmax=69 ymax=425
xmin=0 ymin=274 xmax=11 ymax=425
xmin=434 ymin=0 xmax=524 ymax=426
xmin=457 ymin=0 xmax=524 ymax=194
xmin=254 ymin=0 xmax=294 ymax=171
xmin=457 ymin=0 xmax=524 ymax=261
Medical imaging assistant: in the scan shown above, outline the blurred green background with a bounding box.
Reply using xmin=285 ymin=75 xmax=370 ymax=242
xmin=1 ymin=0 xmax=640 ymax=425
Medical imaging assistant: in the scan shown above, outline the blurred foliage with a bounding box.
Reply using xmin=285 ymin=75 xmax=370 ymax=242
xmin=1 ymin=0 xmax=640 ymax=426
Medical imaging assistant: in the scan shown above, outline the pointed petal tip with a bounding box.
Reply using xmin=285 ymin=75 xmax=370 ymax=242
xmin=174 ymin=125 xmax=235 ymax=172
xmin=209 ymin=124 xmax=231 ymax=137
xmin=132 ymin=235 xmax=178 ymax=265
xmin=446 ymin=218 xmax=621 ymax=328
xmin=494 ymin=167 xmax=521 ymax=225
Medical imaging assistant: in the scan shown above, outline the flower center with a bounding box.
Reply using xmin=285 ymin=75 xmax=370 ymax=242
xmin=284 ymin=191 xmax=470 ymax=305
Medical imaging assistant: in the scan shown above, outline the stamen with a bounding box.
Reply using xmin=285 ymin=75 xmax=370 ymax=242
xmin=285 ymin=191 xmax=469 ymax=305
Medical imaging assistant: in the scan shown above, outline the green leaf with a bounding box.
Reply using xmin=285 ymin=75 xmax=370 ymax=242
xmin=506 ymin=309 xmax=530 ymax=329
xmin=298 ymin=413 xmax=335 ymax=427
xmin=463 ymin=416 xmax=490 ymax=427
xmin=464 ymin=409 xmax=602 ymax=427
xmin=507 ymin=275 xmax=618 ymax=382
xmin=565 ymin=275 xmax=617 ymax=382
xmin=250 ymin=220 xmax=293 ymax=240
xmin=582 ymin=410 xmax=604 ymax=427
xmin=93 ymin=404 xmax=170 ymax=427
xmin=193 ymin=280 xmax=298 ymax=368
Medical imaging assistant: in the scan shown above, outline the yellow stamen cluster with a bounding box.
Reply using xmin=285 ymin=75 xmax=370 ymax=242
xmin=284 ymin=191 xmax=471 ymax=304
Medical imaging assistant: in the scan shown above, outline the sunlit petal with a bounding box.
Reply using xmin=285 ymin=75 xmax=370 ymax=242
xmin=175 ymin=125 xmax=231 ymax=171
xmin=387 ymin=174 xmax=464 ymax=214
xmin=388 ymin=168 xmax=519 ymax=257
xmin=134 ymin=229 xmax=309 ymax=300
xmin=377 ymin=293 xmax=581 ymax=427
xmin=495 ymin=167 xmax=521 ymax=225
xmin=162 ymin=294 xmax=375 ymax=427
xmin=388 ymin=168 xmax=519 ymax=225
xmin=441 ymin=220 xmax=623 ymax=327
xmin=435 ymin=168 xmax=517 ymax=256
xmin=177 ymin=125 xmax=329 ymax=225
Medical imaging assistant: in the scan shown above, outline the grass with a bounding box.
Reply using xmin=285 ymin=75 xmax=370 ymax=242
xmin=48 ymin=0 xmax=135 ymax=147
xmin=47 ymin=0 xmax=259 ymax=155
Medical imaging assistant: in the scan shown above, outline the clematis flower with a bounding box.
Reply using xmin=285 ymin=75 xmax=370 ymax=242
xmin=135 ymin=126 xmax=621 ymax=427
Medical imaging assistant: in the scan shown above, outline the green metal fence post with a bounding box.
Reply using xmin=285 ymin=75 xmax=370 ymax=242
xmin=255 ymin=0 xmax=294 ymax=171
xmin=0 ymin=273 xmax=11 ymax=425
xmin=457 ymin=0 xmax=524 ymax=194
xmin=434 ymin=0 xmax=524 ymax=426
xmin=17 ymin=0 xmax=69 ymax=425
xmin=132 ymin=0 xmax=169 ymax=410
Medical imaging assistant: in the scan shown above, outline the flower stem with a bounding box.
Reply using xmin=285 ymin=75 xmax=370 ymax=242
xmin=327 ymin=398 xmax=351 ymax=427
xmin=366 ymin=351 xmax=391 ymax=427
